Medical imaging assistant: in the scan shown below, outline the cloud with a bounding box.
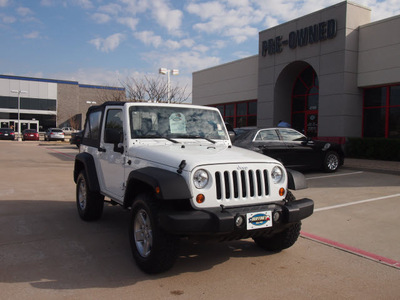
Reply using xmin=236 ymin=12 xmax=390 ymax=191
xmin=142 ymin=50 xmax=221 ymax=73
xmin=0 ymin=0 xmax=9 ymax=7
xmin=187 ymin=1 xmax=260 ymax=43
xmin=89 ymin=33 xmax=125 ymax=53
xmin=24 ymin=31 xmax=40 ymax=39
xmin=74 ymin=0 xmax=93 ymax=9
xmin=1 ymin=15 xmax=16 ymax=23
xmin=98 ymin=3 xmax=122 ymax=15
xmin=117 ymin=17 xmax=139 ymax=31
xmin=134 ymin=31 xmax=163 ymax=48
xmin=16 ymin=6 xmax=33 ymax=17
xmin=150 ymin=0 xmax=183 ymax=35
xmin=134 ymin=31 xmax=194 ymax=50
xmin=91 ymin=13 xmax=111 ymax=24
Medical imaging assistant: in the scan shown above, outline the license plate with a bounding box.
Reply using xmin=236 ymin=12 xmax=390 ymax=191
xmin=246 ymin=211 xmax=273 ymax=230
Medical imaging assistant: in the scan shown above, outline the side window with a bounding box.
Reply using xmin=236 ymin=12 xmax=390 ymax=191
xmin=83 ymin=110 xmax=102 ymax=141
xmin=104 ymin=109 xmax=123 ymax=143
xmin=254 ymin=130 xmax=279 ymax=141
xmin=279 ymin=128 xmax=306 ymax=141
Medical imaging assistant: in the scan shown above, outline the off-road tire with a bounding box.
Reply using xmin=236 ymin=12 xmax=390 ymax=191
xmin=129 ymin=193 xmax=179 ymax=274
xmin=323 ymin=151 xmax=340 ymax=172
xmin=252 ymin=190 xmax=301 ymax=251
xmin=76 ymin=171 xmax=104 ymax=221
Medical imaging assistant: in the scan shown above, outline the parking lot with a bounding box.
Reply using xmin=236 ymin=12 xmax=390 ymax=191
xmin=0 ymin=140 xmax=399 ymax=299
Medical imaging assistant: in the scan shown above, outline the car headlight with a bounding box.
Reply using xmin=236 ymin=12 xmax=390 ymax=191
xmin=323 ymin=143 xmax=331 ymax=151
xmin=193 ymin=169 xmax=209 ymax=189
xmin=271 ymin=166 xmax=284 ymax=184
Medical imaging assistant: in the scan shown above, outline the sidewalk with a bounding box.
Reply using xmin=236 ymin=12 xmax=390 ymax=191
xmin=343 ymin=158 xmax=400 ymax=175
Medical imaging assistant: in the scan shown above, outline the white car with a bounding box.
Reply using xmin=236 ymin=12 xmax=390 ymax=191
xmin=61 ymin=127 xmax=77 ymax=134
xmin=44 ymin=128 xmax=64 ymax=141
xmin=73 ymin=102 xmax=314 ymax=274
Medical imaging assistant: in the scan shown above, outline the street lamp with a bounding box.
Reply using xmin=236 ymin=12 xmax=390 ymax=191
xmin=11 ymin=89 xmax=28 ymax=141
xmin=159 ymin=68 xmax=179 ymax=103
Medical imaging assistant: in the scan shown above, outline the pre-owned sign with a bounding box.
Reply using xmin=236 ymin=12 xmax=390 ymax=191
xmin=261 ymin=19 xmax=337 ymax=57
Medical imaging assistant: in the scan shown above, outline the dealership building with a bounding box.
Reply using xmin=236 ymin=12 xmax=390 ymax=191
xmin=193 ymin=1 xmax=400 ymax=140
xmin=0 ymin=74 xmax=125 ymax=133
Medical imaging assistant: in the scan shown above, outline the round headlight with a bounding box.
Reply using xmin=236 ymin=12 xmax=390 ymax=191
xmin=271 ymin=166 xmax=284 ymax=184
xmin=193 ymin=169 xmax=209 ymax=189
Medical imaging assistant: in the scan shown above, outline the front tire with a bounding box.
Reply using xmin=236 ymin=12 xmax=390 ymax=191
xmin=76 ymin=171 xmax=104 ymax=221
xmin=129 ymin=193 xmax=179 ymax=274
xmin=253 ymin=190 xmax=301 ymax=251
xmin=253 ymin=222 xmax=301 ymax=251
xmin=323 ymin=151 xmax=340 ymax=172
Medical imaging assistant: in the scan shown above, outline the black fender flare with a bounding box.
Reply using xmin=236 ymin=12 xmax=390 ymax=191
xmin=286 ymin=168 xmax=308 ymax=190
xmin=127 ymin=167 xmax=192 ymax=200
xmin=74 ymin=152 xmax=101 ymax=192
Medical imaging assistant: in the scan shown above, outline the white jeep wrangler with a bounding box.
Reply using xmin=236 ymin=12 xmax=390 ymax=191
xmin=73 ymin=101 xmax=314 ymax=274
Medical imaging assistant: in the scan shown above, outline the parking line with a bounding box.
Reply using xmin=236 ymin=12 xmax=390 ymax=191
xmin=44 ymin=147 xmax=75 ymax=159
xmin=314 ymin=193 xmax=400 ymax=212
xmin=307 ymin=171 xmax=363 ymax=180
xmin=301 ymin=231 xmax=400 ymax=269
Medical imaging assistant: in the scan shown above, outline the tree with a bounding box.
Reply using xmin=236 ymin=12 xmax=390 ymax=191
xmin=122 ymin=75 xmax=191 ymax=103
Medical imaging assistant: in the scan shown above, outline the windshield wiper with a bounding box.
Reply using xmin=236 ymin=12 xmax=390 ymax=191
xmin=178 ymin=135 xmax=216 ymax=144
xmin=139 ymin=135 xmax=179 ymax=144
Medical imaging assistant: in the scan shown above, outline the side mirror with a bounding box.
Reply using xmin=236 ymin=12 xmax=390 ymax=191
xmin=105 ymin=128 xmax=124 ymax=154
xmin=105 ymin=128 xmax=122 ymax=144
xmin=228 ymin=131 xmax=236 ymax=142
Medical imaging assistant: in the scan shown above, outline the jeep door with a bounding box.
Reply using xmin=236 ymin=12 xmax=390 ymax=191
xmin=98 ymin=108 xmax=125 ymax=200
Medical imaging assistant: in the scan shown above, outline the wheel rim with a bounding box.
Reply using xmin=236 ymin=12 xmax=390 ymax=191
xmin=78 ymin=178 xmax=87 ymax=210
xmin=134 ymin=209 xmax=153 ymax=258
xmin=326 ymin=154 xmax=339 ymax=170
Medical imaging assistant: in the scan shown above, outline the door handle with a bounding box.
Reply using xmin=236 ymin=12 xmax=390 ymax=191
xmin=98 ymin=147 xmax=106 ymax=152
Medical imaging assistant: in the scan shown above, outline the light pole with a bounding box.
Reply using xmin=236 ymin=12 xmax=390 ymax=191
xmin=159 ymin=68 xmax=179 ymax=103
xmin=11 ymin=89 xmax=28 ymax=141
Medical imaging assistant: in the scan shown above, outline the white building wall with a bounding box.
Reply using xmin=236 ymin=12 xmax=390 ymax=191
xmin=358 ymin=15 xmax=400 ymax=87
xmin=0 ymin=78 xmax=57 ymax=100
xmin=193 ymin=55 xmax=258 ymax=105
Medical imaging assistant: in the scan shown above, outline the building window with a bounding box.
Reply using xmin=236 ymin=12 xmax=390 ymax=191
xmin=211 ymin=100 xmax=257 ymax=128
xmin=363 ymin=85 xmax=400 ymax=138
xmin=291 ymin=66 xmax=319 ymax=137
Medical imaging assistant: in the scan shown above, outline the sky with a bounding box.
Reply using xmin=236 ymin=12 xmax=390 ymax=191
xmin=1 ymin=0 xmax=399 ymax=97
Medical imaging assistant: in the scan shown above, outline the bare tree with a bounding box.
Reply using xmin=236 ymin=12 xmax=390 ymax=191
xmin=122 ymin=75 xmax=191 ymax=103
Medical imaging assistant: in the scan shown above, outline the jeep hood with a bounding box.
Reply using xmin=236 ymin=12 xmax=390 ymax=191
xmin=130 ymin=142 xmax=281 ymax=172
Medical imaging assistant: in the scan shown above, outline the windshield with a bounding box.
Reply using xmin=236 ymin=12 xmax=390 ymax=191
xmin=129 ymin=106 xmax=228 ymax=140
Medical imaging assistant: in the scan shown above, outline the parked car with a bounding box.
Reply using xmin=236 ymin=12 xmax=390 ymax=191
xmin=61 ymin=127 xmax=77 ymax=134
xmin=44 ymin=128 xmax=65 ymax=141
xmin=22 ymin=129 xmax=39 ymax=141
xmin=0 ymin=128 xmax=15 ymax=140
xmin=234 ymin=127 xmax=344 ymax=172
xmin=70 ymin=130 xmax=83 ymax=147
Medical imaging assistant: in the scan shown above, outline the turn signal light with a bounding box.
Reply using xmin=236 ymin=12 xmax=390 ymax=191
xmin=279 ymin=188 xmax=285 ymax=197
xmin=196 ymin=194 xmax=205 ymax=203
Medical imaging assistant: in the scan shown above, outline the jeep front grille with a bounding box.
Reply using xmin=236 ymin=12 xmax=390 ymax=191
xmin=215 ymin=169 xmax=269 ymax=200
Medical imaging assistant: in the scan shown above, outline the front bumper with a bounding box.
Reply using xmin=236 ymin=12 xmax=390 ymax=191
xmin=159 ymin=198 xmax=314 ymax=237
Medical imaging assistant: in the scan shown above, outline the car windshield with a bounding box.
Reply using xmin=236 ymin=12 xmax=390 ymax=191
xmin=129 ymin=106 xmax=228 ymax=140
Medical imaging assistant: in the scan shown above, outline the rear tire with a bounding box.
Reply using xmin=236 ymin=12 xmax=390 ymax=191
xmin=76 ymin=171 xmax=104 ymax=221
xmin=129 ymin=193 xmax=179 ymax=274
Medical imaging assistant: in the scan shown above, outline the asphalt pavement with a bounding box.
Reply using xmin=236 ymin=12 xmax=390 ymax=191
xmin=344 ymin=158 xmax=400 ymax=175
